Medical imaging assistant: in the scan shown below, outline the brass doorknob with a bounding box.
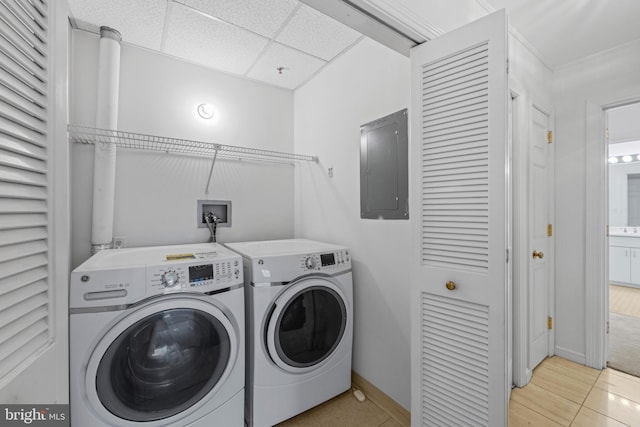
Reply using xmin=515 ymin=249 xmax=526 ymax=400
xmin=446 ymin=281 xmax=456 ymax=291
xmin=532 ymin=250 xmax=544 ymax=259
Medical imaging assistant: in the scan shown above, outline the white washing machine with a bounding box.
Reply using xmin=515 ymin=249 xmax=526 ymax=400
xmin=225 ymin=239 xmax=353 ymax=427
xmin=70 ymin=243 xmax=244 ymax=427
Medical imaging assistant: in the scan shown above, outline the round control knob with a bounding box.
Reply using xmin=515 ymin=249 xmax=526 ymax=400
xmin=304 ymin=256 xmax=317 ymax=270
xmin=162 ymin=271 xmax=179 ymax=287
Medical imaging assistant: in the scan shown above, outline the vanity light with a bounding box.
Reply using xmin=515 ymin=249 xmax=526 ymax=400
xmin=623 ymin=155 xmax=633 ymax=162
xmin=609 ymin=156 xmax=619 ymax=164
xmin=197 ymin=103 xmax=215 ymax=120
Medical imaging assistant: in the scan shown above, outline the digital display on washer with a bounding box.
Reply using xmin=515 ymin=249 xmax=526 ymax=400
xmin=320 ymin=253 xmax=335 ymax=267
xmin=189 ymin=264 xmax=213 ymax=282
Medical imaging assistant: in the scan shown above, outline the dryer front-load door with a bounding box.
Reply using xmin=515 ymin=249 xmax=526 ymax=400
xmin=86 ymin=294 xmax=238 ymax=424
xmin=266 ymin=278 xmax=348 ymax=372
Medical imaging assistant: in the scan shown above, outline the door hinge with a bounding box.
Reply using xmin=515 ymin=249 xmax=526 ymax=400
xmin=506 ymin=58 xmax=509 ymax=75
xmin=606 ymin=128 xmax=609 ymax=142
xmin=606 ymin=225 xmax=609 ymax=236
xmin=547 ymin=316 xmax=553 ymax=330
xmin=547 ymin=224 xmax=553 ymax=237
xmin=606 ymin=321 xmax=610 ymax=334
xmin=547 ymin=130 xmax=553 ymax=144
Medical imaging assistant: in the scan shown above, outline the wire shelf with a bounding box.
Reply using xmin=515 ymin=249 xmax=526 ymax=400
xmin=68 ymin=125 xmax=318 ymax=163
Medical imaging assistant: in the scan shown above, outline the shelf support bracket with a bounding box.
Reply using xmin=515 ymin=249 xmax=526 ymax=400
xmin=205 ymin=145 xmax=220 ymax=195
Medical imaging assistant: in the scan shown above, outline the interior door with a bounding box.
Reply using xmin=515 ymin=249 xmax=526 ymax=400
xmin=529 ymin=107 xmax=551 ymax=369
xmin=410 ymin=10 xmax=509 ymax=427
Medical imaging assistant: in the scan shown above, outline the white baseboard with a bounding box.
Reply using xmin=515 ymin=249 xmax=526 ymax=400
xmin=555 ymin=347 xmax=586 ymax=365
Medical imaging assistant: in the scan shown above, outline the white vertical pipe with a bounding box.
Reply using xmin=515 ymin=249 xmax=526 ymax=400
xmin=91 ymin=26 xmax=121 ymax=253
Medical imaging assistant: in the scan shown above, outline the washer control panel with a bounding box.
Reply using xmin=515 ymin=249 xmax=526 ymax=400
xmin=148 ymin=257 xmax=242 ymax=294
xmin=300 ymin=249 xmax=350 ymax=272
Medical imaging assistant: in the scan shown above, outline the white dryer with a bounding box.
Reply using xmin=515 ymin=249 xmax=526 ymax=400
xmin=70 ymin=243 xmax=244 ymax=427
xmin=225 ymin=239 xmax=353 ymax=427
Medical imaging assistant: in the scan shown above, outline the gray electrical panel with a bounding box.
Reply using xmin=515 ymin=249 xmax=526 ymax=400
xmin=360 ymin=108 xmax=409 ymax=220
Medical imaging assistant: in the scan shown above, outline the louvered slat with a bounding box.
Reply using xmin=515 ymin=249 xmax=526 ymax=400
xmin=0 ymin=198 xmax=46 ymax=212
xmin=0 ymin=100 xmax=47 ymax=133
xmin=2 ymin=0 xmax=46 ymax=43
xmin=0 ymin=320 xmax=48 ymax=364
xmin=421 ymin=292 xmax=489 ymax=426
xmin=0 ymin=266 xmax=47 ymax=297
xmin=0 ymin=83 xmax=47 ymax=123
xmin=0 ymin=226 xmax=46 ymax=246
xmin=0 ymin=35 xmax=48 ymax=85
xmin=0 ymin=214 xmax=47 ymax=233
xmin=0 ymin=240 xmax=47 ymax=263
xmin=0 ymin=0 xmax=49 ymax=383
xmin=17 ymin=0 xmax=47 ymax=21
xmin=0 ymin=3 xmax=47 ymax=60
xmin=0 ymin=148 xmax=47 ymax=172
xmin=0 ymin=64 xmax=48 ymax=107
xmin=0 ymin=115 xmax=47 ymax=147
xmin=0 ymin=305 xmax=47 ymax=345
xmin=0 ymin=181 xmax=47 ymax=200
xmin=0 ymin=327 xmax=47 ymax=378
xmin=421 ymin=41 xmax=490 ymax=272
xmin=0 ymin=132 xmax=47 ymax=159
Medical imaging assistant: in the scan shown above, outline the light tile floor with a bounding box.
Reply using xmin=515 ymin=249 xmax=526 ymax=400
xmin=276 ymin=389 xmax=403 ymax=427
xmin=510 ymin=356 xmax=640 ymax=427
xmin=277 ymin=356 xmax=640 ymax=426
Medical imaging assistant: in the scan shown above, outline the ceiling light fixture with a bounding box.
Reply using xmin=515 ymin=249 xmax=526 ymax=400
xmin=623 ymin=155 xmax=633 ymax=162
xmin=276 ymin=66 xmax=288 ymax=75
xmin=609 ymin=157 xmax=619 ymax=164
xmin=197 ymin=103 xmax=215 ymax=120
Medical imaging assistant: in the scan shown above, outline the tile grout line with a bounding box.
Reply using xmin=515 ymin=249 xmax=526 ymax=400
xmin=571 ymin=370 xmax=637 ymax=427
xmin=566 ymin=371 xmax=600 ymax=427
xmin=512 ymin=388 xmax=574 ymax=427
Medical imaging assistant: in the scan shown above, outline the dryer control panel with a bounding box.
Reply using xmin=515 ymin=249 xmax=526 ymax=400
xmin=70 ymin=243 xmax=243 ymax=308
xmin=147 ymin=258 xmax=242 ymax=294
xmin=300 ymin=249 xmax=350 ymax=272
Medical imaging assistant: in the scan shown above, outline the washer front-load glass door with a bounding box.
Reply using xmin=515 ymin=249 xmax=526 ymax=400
xmin=95 ymin=305 xmax=230 ymax=422
xmin=267 ymin=279 xmax=347 ymax=370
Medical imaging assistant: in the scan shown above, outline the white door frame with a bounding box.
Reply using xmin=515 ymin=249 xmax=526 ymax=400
xmin=511 ymin=85 xmax=531 ymax=387
xmin=585 ymin=93 xmax=640 ymax=369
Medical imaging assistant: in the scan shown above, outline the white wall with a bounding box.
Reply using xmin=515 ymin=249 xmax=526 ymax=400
xmin=294 ymin=37 xmax=411 ymax=409
xmin=553 ymin=39 xmax=640 ymax=362
xmin=70 ymin=30 xmax=296 ymax=267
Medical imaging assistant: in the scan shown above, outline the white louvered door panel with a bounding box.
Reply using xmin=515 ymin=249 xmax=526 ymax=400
xmin=410 ymin=10 xmax=509 ymax=427
xmin=0 ymin=0 xmax=51 ymax=381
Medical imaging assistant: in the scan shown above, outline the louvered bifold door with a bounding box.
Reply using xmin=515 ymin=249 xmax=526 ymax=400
xmin=410 ymin=10 xmax=509 ymax=427
xmin=0 ymin=0 xmax=50 ymax=380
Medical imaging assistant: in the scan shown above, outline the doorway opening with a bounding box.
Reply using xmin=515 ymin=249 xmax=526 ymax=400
xmin=606 ymin=102 xmax=640 ymax=377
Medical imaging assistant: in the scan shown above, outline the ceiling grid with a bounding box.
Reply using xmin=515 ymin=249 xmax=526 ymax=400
xmin=68 ymin=0 xmax=363 ymax=90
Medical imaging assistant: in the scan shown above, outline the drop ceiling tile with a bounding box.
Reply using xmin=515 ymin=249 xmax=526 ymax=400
xmin=247 ymin=42 xmax=326 ymax=90
xmin=276 ymin=5 xmax=361 ymax=61
xmin=178 ymin=0 xmax=299 ymax=38
xmin=68 ymin=0 xmax=167 ymax=50
xmin=164 ymin=4 xmax=269 ymax=75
